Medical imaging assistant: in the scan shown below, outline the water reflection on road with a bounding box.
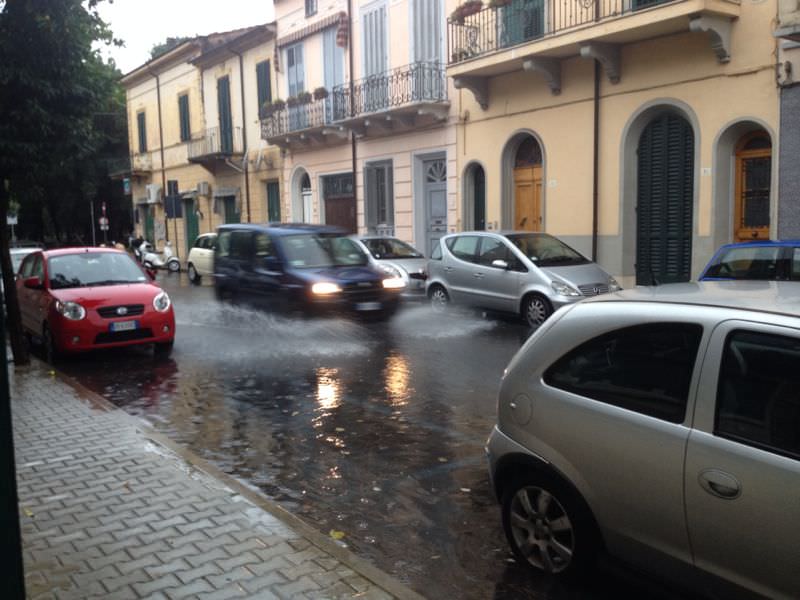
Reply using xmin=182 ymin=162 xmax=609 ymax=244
xmin=58 ymin=275 xmax=682 ymax=600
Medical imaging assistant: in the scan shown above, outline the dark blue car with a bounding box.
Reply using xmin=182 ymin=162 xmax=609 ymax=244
xmin=213 ymin=223 xmax=404 ymax=318
xmin=699 ymin=240 xmax=800 ymax=281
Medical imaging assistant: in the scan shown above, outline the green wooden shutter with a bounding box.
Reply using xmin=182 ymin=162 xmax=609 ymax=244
xmin=184 ymin=199 xmax=199 ymax=253
xmin=636 ymin=113 xmax=694 ymax=285
xmin=256 ymin=61 xmax=272 ymax=112
xmin=267 ymin=181 xmax=280 ymax=222
xmin=217 ymin=76 xmax=233 ymax=154
xmin=137 ymin=112 xmax=147 ymax=152
xmin=178 ymin=94 xmax=190 ymax=142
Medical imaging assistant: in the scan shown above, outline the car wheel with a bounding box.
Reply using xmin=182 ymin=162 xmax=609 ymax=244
xmin=154 ymin=340 xmax=174 ymax=357
xmin=429 ymin=285 xmax=449 ymax=313
xmin=502 ymin=474 xmax=599 ymax=578
xmin=522 ymin=294 xmax=552 ymax=328
xmin=42 ymin=324 xmax=58 ymax=364
xmin=188 ymin=263 xmax=200 ymax=284
xmin=167 ymin=260 xmax=180 ymax=273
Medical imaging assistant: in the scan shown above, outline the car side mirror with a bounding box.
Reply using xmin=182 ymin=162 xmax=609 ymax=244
xmin=492 ymin=259 xmax=509 ymax=270
xmin=23 ymin=276 xmax=43 ymax=290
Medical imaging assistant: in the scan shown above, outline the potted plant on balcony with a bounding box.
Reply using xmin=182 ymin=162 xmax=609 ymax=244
xmin=286 ymin=96 xmax=299 ymax=108
xmin=272 ymin=98 xmax=286 ymax=112
xmin=313 ymin=86 xmax=329 ymax=100
xmin=462 ymin=0 xmax=483 ymax=16
xmin=488 ymin=0 xmax=511 ymax=8
xmin=297 ymin=91 xmax=313 ymax=104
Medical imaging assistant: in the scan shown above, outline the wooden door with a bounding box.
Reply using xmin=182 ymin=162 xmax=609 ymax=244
xmin=513 ymin=165 xmax=542 ymax=231
xmin=325 ymin=196 xmax=356 ymax=233
xmin=734 ymin=134 xmax=771 ymax=242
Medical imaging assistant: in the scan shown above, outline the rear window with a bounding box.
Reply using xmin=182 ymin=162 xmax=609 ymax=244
xmin=544 ymin=323 xmax=703 ymax=424
xmin=704 ymin=246 xmax=783 ymax=280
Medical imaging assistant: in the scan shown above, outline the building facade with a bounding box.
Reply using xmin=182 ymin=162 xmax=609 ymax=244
xmin=121 ymin=25 xmax=281 ymax=257
xmin=265 ymin=0 xmax=459 ymax=257
xmin=448 ymin=0 xmax=779 ymax=286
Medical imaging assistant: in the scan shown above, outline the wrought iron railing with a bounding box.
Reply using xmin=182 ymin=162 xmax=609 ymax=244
xmin=188 ymin=126 xmax=243 ymax=159
xmin=261 ymin=62 xmax=448 ymax=140
xmin=448 ymin=0 xmax=677 ymax=64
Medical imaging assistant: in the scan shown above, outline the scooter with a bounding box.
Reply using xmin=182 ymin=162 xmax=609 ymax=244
xmin=141 ymin=240 xmax=181 ymax=273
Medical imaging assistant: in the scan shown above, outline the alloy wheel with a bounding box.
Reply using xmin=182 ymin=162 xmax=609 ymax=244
xmin=508 ymin=485 xmax=574 ymax=574
xmin=188 ymin=264 xmax=199 ymax=283
xmin=524 ymin=296 xmax=551 ymax=327
xmin=429 ymin=287 xmax=449 ymax=313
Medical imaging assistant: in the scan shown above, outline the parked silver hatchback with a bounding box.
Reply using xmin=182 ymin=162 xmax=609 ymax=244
xmin=488 ymin=281 xmax=800 ymax=598
xmin=426 ymin=231 xmax=619 ymax=326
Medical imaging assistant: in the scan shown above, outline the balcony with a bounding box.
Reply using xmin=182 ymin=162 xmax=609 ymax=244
xmin=262 ymin=63 xmax=450 ymax=150
xmin=447 ymin=0 xmax=740 ymax=104
xmin=188 ymin=126 xmax=244 ymax=171
xmin=775 ymin=0 xmax=800 ymax=41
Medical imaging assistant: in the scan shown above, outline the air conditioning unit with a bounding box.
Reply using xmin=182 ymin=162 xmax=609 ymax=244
xmin=145 ymin=183 xmax=162 ymax=204
xmin=197 ymin=181 xmax=210 ymax=196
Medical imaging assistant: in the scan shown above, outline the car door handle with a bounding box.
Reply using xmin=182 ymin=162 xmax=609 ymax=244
xmin=444 ymin=266 xmax=454 ymax=272
xmin=473 ymin=273 xmax=484 ymax=278
xmin=698 ymin=469 xmax=741 ymax=500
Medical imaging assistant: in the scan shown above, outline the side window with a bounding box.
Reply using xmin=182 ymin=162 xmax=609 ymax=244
xmin=31 ymin=255 xmax=44 ymax=279
xmin=254 ymin=233 xmax=275 ymax=258
xmin=716 ymin=330 xmax=800 ymax=460
xmin=449 ymin=235 xmax=480 ymax=263
xmin=791 ymin=248 xmax=800 ymax=281
xmin=430 ymin=241 xmax=442 ymax=260
xmin=477 ymin=237 xmax=524 ymax=270
xmin=217 ymin=231 xmax=231 ymax=257
xmin=544 ymin=323 xmax=703 ymax=424
xmin=20 ymin=254 xmax=36 ymax=278
xmin=229 ymin=231 xmax=252 ymax=260
xmin=194 ymin=237 xmax=205 ymax=249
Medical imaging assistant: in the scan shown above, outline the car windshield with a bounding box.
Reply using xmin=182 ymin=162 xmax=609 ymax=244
xmin=506 ymin=234 xmax=588 ymax=267
xmin=48 ymin=252 xmax=148 ymax=289
xmin=363 ymin=238 xmax=423 ymax=259
xmin=703 ymin=246 xmax=783 ymax=279
xmin=281 ymin=234 xmax=369 ymax=269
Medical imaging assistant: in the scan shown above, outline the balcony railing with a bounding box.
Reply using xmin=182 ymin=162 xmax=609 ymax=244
xmin=261 ymin=62 xmax=448 ymax=141
xmin=448 ymin=0 xmax=676 ymax=64
xmin=188 ymin=126 xmax=243 ymax=161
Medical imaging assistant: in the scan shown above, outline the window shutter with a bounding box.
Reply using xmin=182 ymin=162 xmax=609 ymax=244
xmin=414 ymin=0 xmax=441 ymax=63
xmin=178 ymin=94 xmax=190 ymax=142
xmin=256 ymin=61 xmax=272 ymax=110
xmin=217 ymin=76 xmax=233 ymax=153
xmin=137 ymin=112 xmax=147 ymax=153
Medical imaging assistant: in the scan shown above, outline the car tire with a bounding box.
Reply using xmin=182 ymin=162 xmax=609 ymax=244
xmin=522 ymin=294 xmax=553 ymax=328
xmin=501 ymin=473 xmax=599 ymax=578
xmin=428 ymin=285 xmax=449 ymax=313
xmin=42 ymin=324 xmax=59 ymax=364
xmin=188 ymin=263 xmax=200 ymax=285
xmin=167 ymin=260 xmax=180 ymax=273
xmin=154 ymin=340 xmax=174 ymax=357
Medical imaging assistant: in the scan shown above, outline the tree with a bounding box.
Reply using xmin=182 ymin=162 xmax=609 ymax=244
xmin=150 ymin=36 xmax=191 ymax=60
xmin=0 ymin=0 xmax=121 ymax=365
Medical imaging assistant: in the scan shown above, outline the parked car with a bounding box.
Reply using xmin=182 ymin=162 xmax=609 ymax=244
xmin=487 ymin=280 xmax=800 ymax=598
xmin=17 ymin=247 xmax=175 ymax=361
xmin=699 ymin=239 xmax=800 ymax=281
xmin=187 ymin=232 xmax=217 ymax=284
xmin=213 ymin=224 xmax=404 ymax=319
xmin=351 ymin=236 xmax=428 ymax=297
xmin=426 ymin=231 xmax=620 ymax=327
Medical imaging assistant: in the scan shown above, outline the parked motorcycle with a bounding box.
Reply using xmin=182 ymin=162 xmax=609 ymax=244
xmin=140 ymin=240 xmax=181 ymax=273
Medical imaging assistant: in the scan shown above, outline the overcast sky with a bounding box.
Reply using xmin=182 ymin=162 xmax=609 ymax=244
xmin=97 ymin=0 xmax=275 ymax=74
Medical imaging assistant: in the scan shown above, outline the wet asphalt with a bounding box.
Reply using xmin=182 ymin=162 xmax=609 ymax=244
xmin=56 ymin=273 xmax=691 ymax=600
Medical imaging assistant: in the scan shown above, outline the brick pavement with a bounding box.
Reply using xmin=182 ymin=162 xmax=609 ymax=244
xmin=11 ymin=362 xmax=419 ymax=600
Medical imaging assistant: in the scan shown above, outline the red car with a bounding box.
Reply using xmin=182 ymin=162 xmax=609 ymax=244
xmin=16 ymin=247 xmax=175 ymax=361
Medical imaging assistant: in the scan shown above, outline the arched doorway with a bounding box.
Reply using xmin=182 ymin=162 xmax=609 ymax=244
xmin=513 ymin=137 xmax=543 ymax=231
xmin=291 ymin=168 xmax=312 ymax=222
xmin=734 ymin=131 xmax=771 ymax=242
xmin=462 ymin=162 xmax=486 ymax=231
xmin=636 ymin=112 xmax=695 ymax=285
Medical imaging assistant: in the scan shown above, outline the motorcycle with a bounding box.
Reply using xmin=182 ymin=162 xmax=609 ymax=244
xmin=140 ymin=240 xmax=181 ymax=273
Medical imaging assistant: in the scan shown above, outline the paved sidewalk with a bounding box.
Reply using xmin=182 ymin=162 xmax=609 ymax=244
xmin=11 ymin=362 xmax=417 ymax=600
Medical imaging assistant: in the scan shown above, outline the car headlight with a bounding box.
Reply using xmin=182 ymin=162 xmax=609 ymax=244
xmin=551 ymin=280 xmax=582 ymax=297
xmin=55 ymin=300 xmax=86 ymax=321
xmin=153 ymin=291 xmax=171 ymax=312
xmin=382 ymin=277 xmax=405 ymax=289
xmin=380 ymin=264 xmax=405 ymax=279
xmin=311 ymin=282 xmax=341 ymax=295
xmin=608 ymin=276 xmax=622 ymax=291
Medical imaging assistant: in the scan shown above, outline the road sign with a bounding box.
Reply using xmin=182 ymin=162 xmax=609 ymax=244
xmin=99 ymin=216 xmax=109 ymax=231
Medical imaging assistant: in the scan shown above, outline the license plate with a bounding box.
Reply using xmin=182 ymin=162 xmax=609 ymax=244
xmin=355 ymin=301 xmax=382 ymax=311
xmin=110 ymin=320 xmax=138 ymax=332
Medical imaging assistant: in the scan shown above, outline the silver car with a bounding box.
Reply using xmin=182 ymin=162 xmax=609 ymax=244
xmin=351 ymin=236 xmax=428 ymax=297
xmin=487 ymin=281 xmax=800 ymax=598
xmin=426 ymin=231 xmax=619 ymax=327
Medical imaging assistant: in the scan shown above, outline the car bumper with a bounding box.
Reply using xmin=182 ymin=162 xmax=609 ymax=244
xmin=306 ymin=293 xmax=401 ymax=315
xmin=51 ymin=310 xmax=176 ymax=353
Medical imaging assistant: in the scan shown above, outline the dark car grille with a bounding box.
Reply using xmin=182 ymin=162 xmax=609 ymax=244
xmin=97 ymin=304 xmax=145 ymax=318
xmin=578 ymin=283 xmax=610 ymax=297
xmin=94 ymin=329 xmax=153 ymax=344
xmin=341 ymin=281 xmax=382 ymax=302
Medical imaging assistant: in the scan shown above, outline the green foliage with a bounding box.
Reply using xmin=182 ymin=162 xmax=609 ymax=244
xmin=150 ymin=36 xmax=191 ymax=60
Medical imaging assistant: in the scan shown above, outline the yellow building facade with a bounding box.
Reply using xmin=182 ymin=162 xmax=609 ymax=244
xmin=448 ymin=0 xmax=779 ymax=286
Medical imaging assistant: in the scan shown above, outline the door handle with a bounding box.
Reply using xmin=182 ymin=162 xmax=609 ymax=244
xmin=698 ymin=469 xmax=741 ymax=500
xmin=473 ymin=273 xmax=484 ymax=278
xmin=444 ymin=266 xmax=454 ymax=272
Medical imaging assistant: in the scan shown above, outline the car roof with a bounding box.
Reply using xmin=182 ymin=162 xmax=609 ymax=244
xmin=584 ymin=281 xmax=800 ymax=319
xmin=716 ymin=239 xmax=800 ymax=249
xmin=41 ymin=247 xmax=126 ymax=257
xmin=217 ymin=223 xmax=347 ymax=236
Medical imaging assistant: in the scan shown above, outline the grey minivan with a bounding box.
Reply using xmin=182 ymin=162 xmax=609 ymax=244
xmin=426 ymin=231 xmax=619 ymax=327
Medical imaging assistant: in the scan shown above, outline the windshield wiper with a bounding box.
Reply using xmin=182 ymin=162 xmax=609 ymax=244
xmin=83 ymin=279 xmax=137 ymax=287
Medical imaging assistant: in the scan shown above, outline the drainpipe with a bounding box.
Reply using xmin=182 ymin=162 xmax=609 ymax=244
xmin=234 ymin=50 xmax=252 ymax=223
xmin=148 ymin=67 xmax=171 ymax=247
xmin=348 ymin=0 xmax=358 ymax=233
xmin=591 ymin=59 xmax=600 ymax=262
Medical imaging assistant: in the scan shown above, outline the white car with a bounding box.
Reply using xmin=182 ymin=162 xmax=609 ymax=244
xmin=187 ymin=233 xmax=217 ymax=284
xmin=350 ymin=236 xmax=428 ymax=297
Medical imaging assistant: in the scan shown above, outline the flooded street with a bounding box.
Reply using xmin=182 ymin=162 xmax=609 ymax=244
xmin=58 ymin=275 xmax=683 ymax=600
